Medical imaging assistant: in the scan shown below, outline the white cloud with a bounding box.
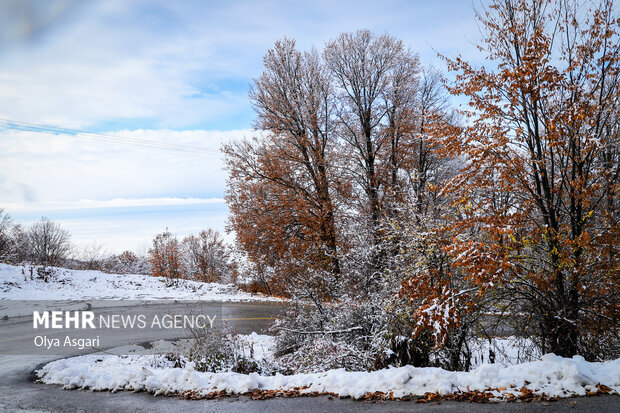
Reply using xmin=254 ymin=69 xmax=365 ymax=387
xmin=0 ymin=1 xmax=252 ymax=129
xmin=0 ymin=0 xmax=484 ymax=129
xmin=55 ymin=203 xmax=231 ymax=255
xmin=0 ymin=128 xmax=253 ymax=207
xmin=1 ymin=196 xmax=225 ymax=212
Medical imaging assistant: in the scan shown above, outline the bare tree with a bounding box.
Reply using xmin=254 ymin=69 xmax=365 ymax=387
xmin=76 ymin=242 xmax=105 ymax=270
xmin=324 ymin=29 xmax=421 ymax=284
xmin=0 ymin=209 xmax=16 ymax=262
xmin=182 ymin=229 xmax=230 ymax=282
xmin=27 ymin=217 xmax=71 ymax=266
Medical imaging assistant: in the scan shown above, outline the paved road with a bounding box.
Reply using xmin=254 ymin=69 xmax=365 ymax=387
xmin=0 ymin=301 xmax=285 ymax=412
xmin=0 ymin=300 xmax=284 ymax=355
xmin=0 ymin=301 xmax=618 ymax=413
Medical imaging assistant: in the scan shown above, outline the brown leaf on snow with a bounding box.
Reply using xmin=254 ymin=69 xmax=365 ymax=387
xmin=596 ymin=384 xmax=612 ymax=394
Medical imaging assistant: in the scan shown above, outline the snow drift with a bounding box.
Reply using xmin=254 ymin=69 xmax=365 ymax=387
xmin=37 ymin=352 xmax=620 ymax=400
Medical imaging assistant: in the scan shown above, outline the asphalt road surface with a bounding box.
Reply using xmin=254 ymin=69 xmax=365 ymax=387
xmin=0 ymin=301 xmax=618 ymax=413
xmin=0 ymin=300 xmax=283 ymax=355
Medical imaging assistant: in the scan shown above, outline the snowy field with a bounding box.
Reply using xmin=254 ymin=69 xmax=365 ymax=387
xmin=36 ymin=334 xmax=620 ymax=401
xmin=0 ymin=263 xmax=282 ymax=302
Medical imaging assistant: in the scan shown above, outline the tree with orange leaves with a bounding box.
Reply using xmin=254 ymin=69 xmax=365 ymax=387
xmin=224 ymin=39 xmax=346 ymax=299
xmin=401 ymin=0 xmax=619 ymax=359
xmin=149 ymin=229 xmax=184 ymax=284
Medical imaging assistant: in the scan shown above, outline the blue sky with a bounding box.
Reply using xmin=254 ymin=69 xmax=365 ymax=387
xmin=0 ymin=0 xmax=485 ymax=254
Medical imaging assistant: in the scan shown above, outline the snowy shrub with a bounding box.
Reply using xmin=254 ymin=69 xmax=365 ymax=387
xmin=165 ymin=330 xmax=234 ymax=373
xmin=272 ymin=298 xmax=380 ymax=373
xmin=28 ymin=265 xmax=59 ymax=283
xmin=277 ymin=336 xmax=371 ymax=374
xmin=168 ymin=327 xmax=270 ymax=374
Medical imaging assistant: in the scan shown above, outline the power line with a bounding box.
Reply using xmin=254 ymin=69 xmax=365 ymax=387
xmin=0 ymin=118 xmax=220 ymax=153
xmin=0 ymin=118 xmax=223 ymax=155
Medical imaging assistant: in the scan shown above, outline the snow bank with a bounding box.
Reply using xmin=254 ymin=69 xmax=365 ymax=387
xmin=37 ymin=352 xmax=620 ymax=400
xmin=0 ymin=264 xmax=282 ymax=302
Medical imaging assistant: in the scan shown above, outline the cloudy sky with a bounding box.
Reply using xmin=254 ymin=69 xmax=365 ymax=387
xmin=0 ymin=0 xmax=484 ymax=254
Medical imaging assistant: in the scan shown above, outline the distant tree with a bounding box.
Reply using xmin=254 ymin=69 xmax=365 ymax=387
xmin=0 ymin=209 xmax=13 ymax=258
xmin=27 ymin=217 xmax=71 ymax=266
xmin=102 ymin=250 xmax=151 ymax=275
xmin=182 ymin=229 xmax=230 ymax=282
xmin=149 ymin=230 xmax=184 ymax=282
xmin=77 ymin=242 xmax=104 ymax=270
xmin=115 ymin=250 xmax=140 ymax=272
xmin=0 ymin=209 xmax=21 ymax=263
xmin=9 ymin=224 xmax=27 ymax=263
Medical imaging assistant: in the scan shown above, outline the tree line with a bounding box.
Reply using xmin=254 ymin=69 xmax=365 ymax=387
xmin=0 ymin=212 xmax=74 ymax=267
xmin=224 ymin=0 xmax=619 ymax=369
xmin=148 ymin=228 xmax=234 ymax=284
xmin=0 ymin=211 xmax=152 ymax=275
xmin=0 ymin=210 xmax=231 ymax=283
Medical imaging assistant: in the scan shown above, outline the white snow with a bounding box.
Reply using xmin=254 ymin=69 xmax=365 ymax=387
xmin=0 ymin=263 xmax=283 ymax=303
xmin=234 ymin=332 xmax=276 ymax=362
xmin=36 ymin=336 xmax=620 ymax=400
xmin=469 ymin=336 xmax=541 ymax=367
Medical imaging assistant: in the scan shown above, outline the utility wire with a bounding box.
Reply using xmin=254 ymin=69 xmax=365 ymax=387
xmin=0 ymin=118 xmax=222 ymax=155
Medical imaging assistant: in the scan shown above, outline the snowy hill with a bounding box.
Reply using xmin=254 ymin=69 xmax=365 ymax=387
xmin=0 ymin=263 xmax=281 ymax=302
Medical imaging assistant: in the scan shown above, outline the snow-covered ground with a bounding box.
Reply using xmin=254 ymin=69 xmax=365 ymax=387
xmin=0 ymin=263 xmax=282 ymax=302
xmin=469 ymin=336 xmax=541 ymax=367
xmin=36 ymin=334 xmax=620 ymax=401
xmin=6 ymin=263 xmax=619 ymax=402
